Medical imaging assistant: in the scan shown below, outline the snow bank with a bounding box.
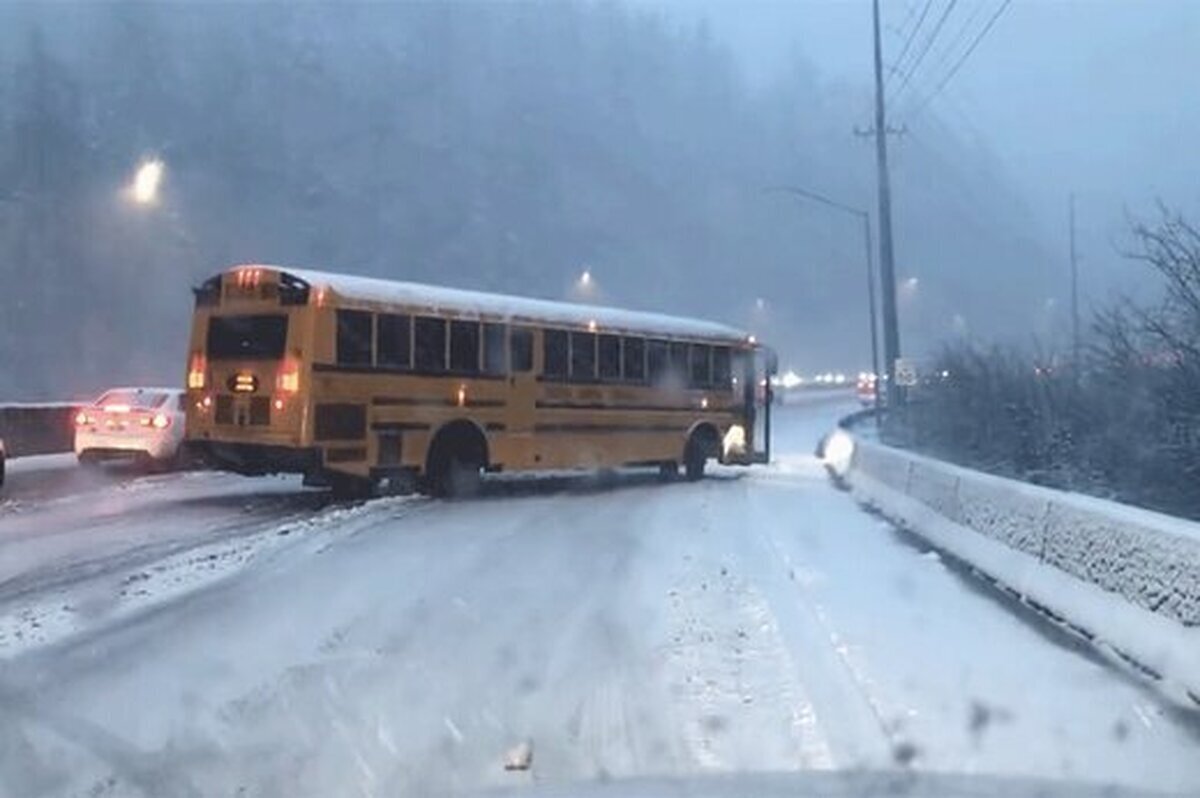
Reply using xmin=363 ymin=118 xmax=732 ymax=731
xmin=842 ymin=434 xmax=1200 ymax=702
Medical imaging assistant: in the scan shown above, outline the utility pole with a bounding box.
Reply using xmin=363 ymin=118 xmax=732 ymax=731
xmin=871 ymin=0 xmax=902 ymax=407
xmin=1069 ymin=192 xmax=1080 ymax=368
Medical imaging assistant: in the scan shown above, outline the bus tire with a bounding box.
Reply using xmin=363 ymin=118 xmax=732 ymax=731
xmin=424 ymin=422 xmax=488 ymax=499
xmin=684 ymin=424 xmax=720 ymax=481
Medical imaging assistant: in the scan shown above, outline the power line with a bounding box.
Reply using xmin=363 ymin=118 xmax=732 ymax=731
xmin=922 ymin=0 xmax=989 ymax=96
xmin=886 ymin=0 xmax=934 ymax=86
xmin=905 ymin=0 xmax=1014 ymax=119
xmin=891 ymin=0 xmax=959 ymax=103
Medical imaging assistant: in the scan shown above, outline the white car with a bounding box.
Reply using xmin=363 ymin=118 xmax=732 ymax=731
xmin=74 ymin=387 xmax=186 ymax=469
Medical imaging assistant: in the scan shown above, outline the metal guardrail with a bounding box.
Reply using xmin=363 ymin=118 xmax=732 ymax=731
xmin=0 ymin=404 xmax=77 ymax=457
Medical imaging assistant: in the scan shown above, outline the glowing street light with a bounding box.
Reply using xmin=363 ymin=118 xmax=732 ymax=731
xmin=579 ymin=269 xmax=593 ymax=288
xmin=131 ymin=158 xmax=164 ymax=205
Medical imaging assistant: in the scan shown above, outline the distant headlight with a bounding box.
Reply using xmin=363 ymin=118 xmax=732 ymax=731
xmin=722 ymin=424 xmax=746 ymax=459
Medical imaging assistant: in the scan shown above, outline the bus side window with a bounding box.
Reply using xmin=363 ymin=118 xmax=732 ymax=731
xmin=415 ymin=317 xmax=447 ymax=372
xmin=450 ymin=320 xmax=481 ymax=373
xmin=337 ymin=310 xmax=373 ymax=366
xmin=544 ymin=329 xmax=568 ymax=378
xmin=647 ymin=340 xmax=668 ymax=385
xmin=712 ymin=346 xmax=731 ymax=390
xmin=689 ymin=344 xmax=712 ymax=388
xmin=483 ymin=323 xmax=507 ymax=375
xmin=511 ymin=327 xmax=534 ymax=372
xmin=668 ymin=342 xmax=688 ymax=383
xmin=623 ymin=337 xmax=645 ymax=383
xmin=376 ymin=313 xmax=411 ymax=369
xmin=598 ymin=334 xmax=621 ymax=381
xmin=571 ymin=331 xmax=596 ymax=381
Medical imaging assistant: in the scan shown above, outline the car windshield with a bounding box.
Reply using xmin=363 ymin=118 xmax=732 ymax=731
xmin=1 ymin=2 xmax=1197 ymax=797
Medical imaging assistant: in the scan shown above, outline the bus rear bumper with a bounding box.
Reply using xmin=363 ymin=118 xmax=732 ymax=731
xmin=185 ymin=440 xmax=320 ymax=477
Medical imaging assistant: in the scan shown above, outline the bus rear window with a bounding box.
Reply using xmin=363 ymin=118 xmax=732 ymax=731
xmin=206 ymin=315 xmax=288 ymax=360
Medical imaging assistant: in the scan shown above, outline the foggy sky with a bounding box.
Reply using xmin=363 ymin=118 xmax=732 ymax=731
xmin=655 ymin=0 xmax=1200 ymax=309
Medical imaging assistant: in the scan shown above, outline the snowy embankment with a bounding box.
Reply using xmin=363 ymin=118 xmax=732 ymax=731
xmin=834 ymin=427 xmax=1200 ymax=704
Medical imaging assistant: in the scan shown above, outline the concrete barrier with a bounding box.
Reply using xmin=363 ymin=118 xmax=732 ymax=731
xmin=842 ymin=431 xmax=1200 ymax=702
xmin=0 ymin=404 xmax=77 ymax=457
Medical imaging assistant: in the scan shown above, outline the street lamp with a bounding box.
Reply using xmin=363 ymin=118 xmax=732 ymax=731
xmin=764 ymin=184 xmax=883 ymax=413
xmin=130 ymin=158 xmax=164 ymax=205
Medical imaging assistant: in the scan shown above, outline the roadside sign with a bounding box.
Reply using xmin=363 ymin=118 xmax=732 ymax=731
xmin=895 ymin=358 xmax=918 ymax=387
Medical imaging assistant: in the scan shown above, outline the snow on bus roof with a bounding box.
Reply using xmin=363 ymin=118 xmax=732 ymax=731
xmin=274 ymin=266 xmax=750 ymax=343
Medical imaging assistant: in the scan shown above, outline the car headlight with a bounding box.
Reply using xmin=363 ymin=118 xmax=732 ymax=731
xmin=822 ymin=429 xmax=856 ymax=476
xmin=722 ymin=424 xmax=746 ymax=459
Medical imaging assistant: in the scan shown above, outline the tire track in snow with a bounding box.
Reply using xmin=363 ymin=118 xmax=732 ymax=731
xmin=653 ymin=479 xmax=838 ymax=773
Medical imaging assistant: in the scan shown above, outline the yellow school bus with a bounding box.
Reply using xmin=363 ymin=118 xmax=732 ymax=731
xmin=184 ymin=265 xmax=775 ymax=496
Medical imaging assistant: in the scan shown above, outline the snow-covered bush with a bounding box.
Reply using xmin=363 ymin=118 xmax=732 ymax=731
xmin=893 ymin=206 xmax=1200 ymax=521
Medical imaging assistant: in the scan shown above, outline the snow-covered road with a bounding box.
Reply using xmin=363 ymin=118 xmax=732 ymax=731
xmin=1 ymin=397 xmax=1197 ymax=797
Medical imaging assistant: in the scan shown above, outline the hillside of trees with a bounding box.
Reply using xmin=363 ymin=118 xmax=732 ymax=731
xmin=0 ymin=3 xmax=1056 ymax=400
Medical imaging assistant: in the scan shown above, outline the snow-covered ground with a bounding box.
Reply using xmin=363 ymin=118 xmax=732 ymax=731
xmin=1 ymin=394 xmax=1197 ymax=797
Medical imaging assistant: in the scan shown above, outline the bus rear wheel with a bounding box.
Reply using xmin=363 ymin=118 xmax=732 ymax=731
xmin=684 ymin=426 xmax=720 ymax=481
xmin=424 ymin=452 xmax=483 ymax=498
xmin=423 ymin=422 xmax=488 ymax=499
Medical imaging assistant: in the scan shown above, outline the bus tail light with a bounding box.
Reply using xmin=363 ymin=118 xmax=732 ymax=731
xmin=276 ymin=360 xmax=300 ymax=393
xmin=188 ymin=352 xmax=207 ymax=390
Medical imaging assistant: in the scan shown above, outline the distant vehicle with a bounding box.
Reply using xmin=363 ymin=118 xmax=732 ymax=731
xmin=74 ymin=388 xmax=187 ymax=470
xmin=184 ymin=264 xmax=777 ymax=497
xmin=856 ymin=374 xmax=877 ymax=406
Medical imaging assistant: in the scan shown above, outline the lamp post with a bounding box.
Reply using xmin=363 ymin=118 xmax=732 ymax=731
xmin=764 ymin=185 xmax=882 ymax=416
